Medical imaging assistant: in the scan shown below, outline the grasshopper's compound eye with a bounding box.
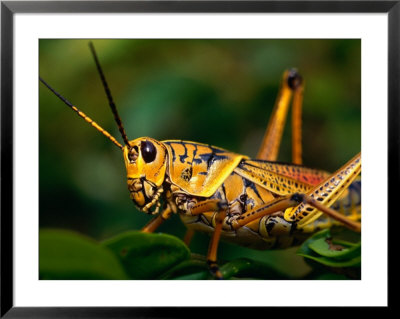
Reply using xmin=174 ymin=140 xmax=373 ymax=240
xmin=141 ymin=140 xmax=157 ymax=163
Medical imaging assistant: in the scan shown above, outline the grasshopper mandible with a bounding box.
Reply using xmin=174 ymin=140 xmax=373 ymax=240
xmin=40 ymin=42 xmax=361 ymax=279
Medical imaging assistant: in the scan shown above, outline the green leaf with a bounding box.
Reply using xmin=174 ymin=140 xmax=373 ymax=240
xmin=159 ymin=258 xmax=209 ymax=279
xmin=297 ymin=229 xmax=361 ymax=269
xmin=308 ymin=237 xmax=361 ymax=260
xmin=39 ymin=229 xmax=128 ymax=280
xmin=161 ymin=255 xmax=293 ymax=280
xmin=219 ymin=258 xmax=293 ymax=280
xmin=102 ymin=231 xmax=191 ymax=279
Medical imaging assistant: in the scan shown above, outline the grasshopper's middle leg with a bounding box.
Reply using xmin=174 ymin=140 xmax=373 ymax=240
xmin=189 ymin=199 xmax=229 ymax=279
xmin=257 ymin=69 xmax=304 ymax=164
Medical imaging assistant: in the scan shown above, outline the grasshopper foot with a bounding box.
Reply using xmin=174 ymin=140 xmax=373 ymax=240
xmin=207 ymin=260 xmax=224 ymax=280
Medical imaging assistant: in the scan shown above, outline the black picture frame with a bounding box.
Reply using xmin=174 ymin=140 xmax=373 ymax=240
xmin=1 ymin=1 xmax=396 ymax=317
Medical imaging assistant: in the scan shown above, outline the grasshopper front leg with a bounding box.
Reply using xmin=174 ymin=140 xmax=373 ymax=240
xmin=141 ymin=206 xmax=173 ymax=233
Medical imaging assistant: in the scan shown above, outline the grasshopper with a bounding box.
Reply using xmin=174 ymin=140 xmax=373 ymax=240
xmin=40 ymin=42 xmax=361 ymax=279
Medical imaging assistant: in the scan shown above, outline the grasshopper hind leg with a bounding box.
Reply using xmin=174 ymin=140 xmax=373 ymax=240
xmin=257 ymin=69 xmax=304 ymax=164
xmin=285 ymin=153 xmax=361 ymax=232
xmin=233 ymin=153 xmax=361 ymax=234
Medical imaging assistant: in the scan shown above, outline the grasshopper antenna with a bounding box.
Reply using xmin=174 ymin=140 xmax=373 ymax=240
xmin=88 ymin=41 xmax=131 ymax=147
xmin=39 ymin=76 xmax=123 ymax=150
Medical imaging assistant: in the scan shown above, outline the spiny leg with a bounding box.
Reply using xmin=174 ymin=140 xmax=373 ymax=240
xmin=257 ymin=69 xmax=304 ymax=163
xmin=141 ymin=206 xmax=172 ymax=233
xmin=284 ymin=153 xmax=361 ymax=231
xmin=299 ymin=194 xmax=360 ymax=232
xmin=232 ymin=192 xmax=360 ymax=233
xmin=232 ymin=194 xmax=306 ymax=230
xmin=188 ymin=199 xmax=229 ymax=279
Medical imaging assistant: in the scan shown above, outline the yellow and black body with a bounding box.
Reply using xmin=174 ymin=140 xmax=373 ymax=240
xmin=123 ymin=138 xmax=361 ymax=251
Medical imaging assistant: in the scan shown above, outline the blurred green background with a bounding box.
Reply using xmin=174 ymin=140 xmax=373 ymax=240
xmin=39 ymin=39 xmax=360 ymax=277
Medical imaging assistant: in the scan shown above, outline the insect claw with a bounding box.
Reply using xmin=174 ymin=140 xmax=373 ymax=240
xmin=207 ymin=260 xmax=224 ymax=279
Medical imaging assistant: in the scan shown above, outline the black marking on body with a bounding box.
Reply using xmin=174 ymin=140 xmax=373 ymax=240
xmin=291 ymin=193 xmax=304 ymax=203
xmin=199 ymin=152 xmax=229 ymax=170
xmin=192 ymin=144 xmax=203 ymax=164
xmin=243 ymin=177 xmax=263 ymax=202
xmin=167 ymin=141 xmax=232 ymax=178
xmin=181 ymin=167 xmax=193 ymax=182
xmin=201 ymin=151 xmax=215 ymax=170
xmin=221 ymin=182 xmax=227 ymax=201
xmin=169 ymin=142 xmax=177 ymax=163
xmin=200 ymin=214 xmax=211 ymax=226
xmin=266 ymin=219 xmax=277 ymax=236
xmin=214 ymin=189 xmax=223 ymax=200
xmin=179 ymin=142 xmax=189 ymax=163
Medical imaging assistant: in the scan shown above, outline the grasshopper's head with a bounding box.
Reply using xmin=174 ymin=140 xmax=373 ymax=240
xmin=40 ymin=43 xmax=169 ymax=215
xmin=124 ymin=137 xmax=167 ymax=214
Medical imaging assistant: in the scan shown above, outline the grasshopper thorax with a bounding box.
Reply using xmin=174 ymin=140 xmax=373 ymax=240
xmin=124 ymin=137 xmax=168 ymax=214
